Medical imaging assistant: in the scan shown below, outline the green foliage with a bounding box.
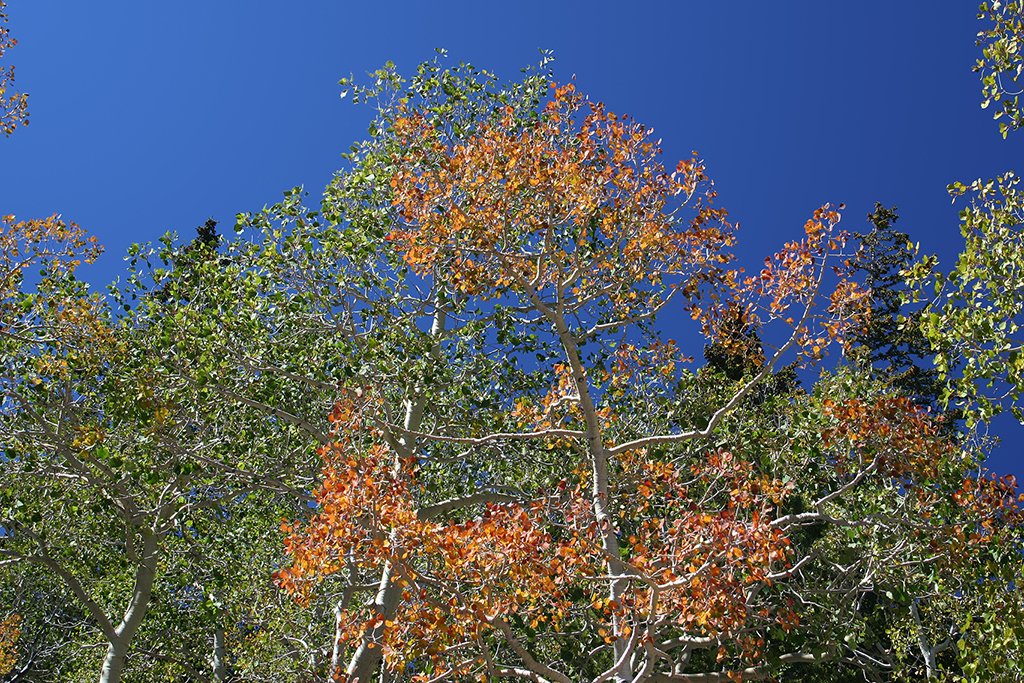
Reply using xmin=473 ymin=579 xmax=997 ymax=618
xmin=0 ymin=211 xmax=362 ymax=680
xmin=976 ymin=1 xmax=1024 ymax=137
xmin=2 ymin=43 xmax=1022 ymax=683
xmin=907 ymin=173 xmax=1024 ymax=426
xmin=954 ymin=552 xmax=1024 ymax=683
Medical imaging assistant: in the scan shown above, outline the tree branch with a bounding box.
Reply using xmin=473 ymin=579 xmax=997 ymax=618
xmin=417 ymin=493 xmax=520 ymax=521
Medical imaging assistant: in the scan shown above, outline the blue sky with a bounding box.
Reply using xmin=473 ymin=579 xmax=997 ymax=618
xmin=2 ymin=0 xmax=1021 ymax=478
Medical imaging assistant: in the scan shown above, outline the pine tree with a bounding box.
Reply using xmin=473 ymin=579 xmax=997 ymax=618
xmin=847 ymin=204 xmax=944 ymax=409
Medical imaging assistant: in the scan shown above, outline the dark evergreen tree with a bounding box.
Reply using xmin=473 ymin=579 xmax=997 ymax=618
xmin=703 ymin=306 xmax=764 ymax=382
xmin=761 ymin=208 xmax=961 ymax=683
xmin=152 ymin=218 xmax=222 ymax=305
xmin=191 ymin=217 xmax=220 ymax=252
xmin=847 ymin=204 xmax=945 ymax=410
xmin=702 ymin=305 xmax=801 ymax=400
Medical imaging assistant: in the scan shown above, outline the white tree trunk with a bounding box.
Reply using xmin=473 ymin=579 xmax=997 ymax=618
xmin=344 ymin=304 xmax=446 ymax=683
xmin=553 ymin=310 xmax=632 ymax=683
xmin=98 ymin=530 xmax=160 ymax=683
xmin=212 ymin=624 xmax=227 ymax=682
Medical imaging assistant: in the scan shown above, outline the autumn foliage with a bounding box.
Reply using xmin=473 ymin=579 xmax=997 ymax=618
xmin=387 ymin=83 xmax=731 ymax=301
xmin=1 ymin=213 xmax=101 ymax=300
xmin=1 ymin=213 xmax=106 ymax=378
xmin=2 ymin=42 xmax=1023 ymax=681
xmin=0 ymin=614 xmax=19 ymax=676
xmin=0 ymin=1 xmax=28 ymax=137
xmin=278 ymin=392 xmax=800 ymax=679
xmin=267 ymin=64 xmax=940 ymax=683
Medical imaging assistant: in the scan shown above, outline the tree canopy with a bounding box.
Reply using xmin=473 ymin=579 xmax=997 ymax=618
xmin=1 ymin=7 xmax=1023 ymax=682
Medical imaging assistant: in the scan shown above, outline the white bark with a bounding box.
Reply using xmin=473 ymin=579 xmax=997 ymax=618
xmin=344 ymin=303 xmax=446 ymax=683
xmin=552 ymin=304 xmax=632 ymax=682
xmin=345 ymin=562 xmax=402 ymax=683
xmin=211 ymin=624 xmax=227 ymax=682
xmin=911 ymin=601 xmax=952 ymax=679
xmin=99 ymin=529 xmax=160 ymax=683
xmin=330 ymin=596 xmax=347 ymax=677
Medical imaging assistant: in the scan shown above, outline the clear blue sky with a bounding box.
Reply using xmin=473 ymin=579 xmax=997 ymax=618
xmin=3 ymin=1 xmax=1021 ymax=478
